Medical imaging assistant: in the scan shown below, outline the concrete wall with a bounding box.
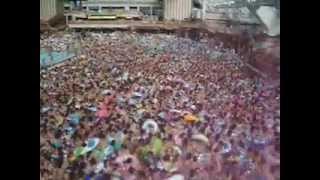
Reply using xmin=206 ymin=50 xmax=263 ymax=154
xmin=164 ymin=0 xmax=192 ymax=21
xmin=40 ymin=0 xmax=64 ymax=21
xmin=205 ymin=7 xmax=260 ymax=24
xmin=204 ymin=0 xmax=276 ymax=24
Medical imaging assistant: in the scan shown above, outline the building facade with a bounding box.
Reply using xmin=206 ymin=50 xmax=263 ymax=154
xmin=65 ymin=0 xmax=162 ymax=16
xmin=163 ymin=0 xmax=192 ymax=21
xmin=40 ymin=0 xmax=64 ymax=21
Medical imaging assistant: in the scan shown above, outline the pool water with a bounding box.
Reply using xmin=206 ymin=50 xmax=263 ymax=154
xmin=40 ymin=49 xmax=75 ymax=67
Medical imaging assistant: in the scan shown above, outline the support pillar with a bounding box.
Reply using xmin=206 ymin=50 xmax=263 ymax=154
xmin=202 ymin=0 xmax=206 ymax=20
xmin=65 ymin=15 xmax=68 ymax=25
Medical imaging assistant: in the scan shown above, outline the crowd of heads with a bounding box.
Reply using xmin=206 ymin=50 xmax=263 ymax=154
xmin=40 ymin=31 xmax=280 ymax=180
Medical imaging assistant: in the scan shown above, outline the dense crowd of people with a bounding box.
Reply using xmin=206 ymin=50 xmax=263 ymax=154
xmin=40 ymin=31 xmax=280 ymax=180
